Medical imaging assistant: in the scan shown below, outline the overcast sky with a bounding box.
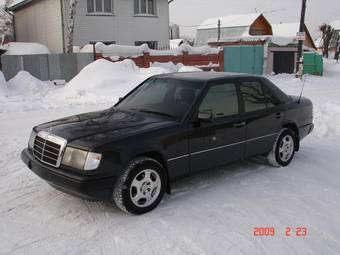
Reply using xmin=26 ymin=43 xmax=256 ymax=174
xmin=169 ymin=0 xmax=340 ymax=39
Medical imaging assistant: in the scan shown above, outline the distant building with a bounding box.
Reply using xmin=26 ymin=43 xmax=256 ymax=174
xmin=8 ymin=0 xmax=170 ymax=53
xmin=207 ymin=17 xmax=317 ymax=75
xmin=170 ymin=22 xmax=180 ymax=39
xmin=196 ymin=13 xmax=272 ymax=46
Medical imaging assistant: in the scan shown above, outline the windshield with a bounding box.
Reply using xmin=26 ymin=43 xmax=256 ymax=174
xmin=116 ymin=78 xmax=204 ymax=119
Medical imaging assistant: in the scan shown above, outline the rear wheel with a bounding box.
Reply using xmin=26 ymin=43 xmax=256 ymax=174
xmin=267 ymin=128 xmax=296 ymax=167
xmin=113 ymin=157 xmax=166 ymax=214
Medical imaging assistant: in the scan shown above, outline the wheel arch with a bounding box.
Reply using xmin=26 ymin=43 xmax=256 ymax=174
xmin=282 ymin=122 xmax=300 ymax=151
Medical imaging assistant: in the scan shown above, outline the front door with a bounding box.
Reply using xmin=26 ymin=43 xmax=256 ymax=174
xmin=189 ymin=81 xmax=246 ymax=173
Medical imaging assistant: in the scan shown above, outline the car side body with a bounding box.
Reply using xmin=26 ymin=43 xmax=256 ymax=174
xmin=21 ymin=72 xmax=314 ymax=206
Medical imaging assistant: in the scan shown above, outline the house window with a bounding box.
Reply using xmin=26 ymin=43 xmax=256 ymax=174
xmin=134 ymin=0 xmax=156 ymax=15
xmin=87 ymin=0 xmax=113 ymax=14
xmin=135 ymin=41 xmax=158 ymax=49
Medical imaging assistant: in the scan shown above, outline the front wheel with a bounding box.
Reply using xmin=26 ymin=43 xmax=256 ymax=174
xmin=267 ymin=129 xmax=296 ymax=167
xmin=113 ymin=157 xmax=166 ymax=214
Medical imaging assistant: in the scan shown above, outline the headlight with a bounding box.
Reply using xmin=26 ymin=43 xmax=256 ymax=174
xmin=28 ymin=130 xmax=37 ymax=150
xmin=61 ymin=147 xmax=102 ymax=171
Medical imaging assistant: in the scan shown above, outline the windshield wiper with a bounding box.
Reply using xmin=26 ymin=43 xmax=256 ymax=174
xmin=138 ymin=110 xmax=178 ymax=119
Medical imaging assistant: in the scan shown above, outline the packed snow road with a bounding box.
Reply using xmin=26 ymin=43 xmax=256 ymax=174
xmin=1 ymin=60 xmax=340 ymax=254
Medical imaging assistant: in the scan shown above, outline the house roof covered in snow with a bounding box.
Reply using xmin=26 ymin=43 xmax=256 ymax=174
xmin=271 ymin=23 xmax=302 ymax=38
xmin=196 ymin=13 xmax=272 ymax=46
xmin=330 ymin=20 xmax=340 ymax=30
xmin=198 ymin=13 xmax=262 ymax=30
xmin=271 ymin=22 xmax=316 ymax=49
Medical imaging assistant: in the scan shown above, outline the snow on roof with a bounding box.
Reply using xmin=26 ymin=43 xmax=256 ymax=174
xmin=170 ymin=39 xmax=185 ymax=49
xmin=330 ymin=20 xmax=340 ymax=30
xmin=2 ymin=42 xmax=50 ymax=55
xmin=94 ymin=42 xmax=220 ymax=57
xmin=271 ymin=23 xmax=300 ymax=38
xmin=198 ymin=13 xmax=261 ymax=30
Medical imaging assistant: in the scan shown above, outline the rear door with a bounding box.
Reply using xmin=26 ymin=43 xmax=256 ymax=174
xmin=189 ymin=81 xmax=246 ymax=173
xmin=238 ymin=78 xmax=283 ymax=157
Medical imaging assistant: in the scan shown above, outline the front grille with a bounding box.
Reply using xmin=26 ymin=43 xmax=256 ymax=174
xmin=33 ymin=131 xmax=67 ymax=167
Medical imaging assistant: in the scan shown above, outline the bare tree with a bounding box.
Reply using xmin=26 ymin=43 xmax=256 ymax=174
xmin=319 ymin=23 xmax=334 ymax=58
xmin=66 ymin=0 xmax=78 ymax=53
xmin=0 ymin=1 xmax=14 ymax=44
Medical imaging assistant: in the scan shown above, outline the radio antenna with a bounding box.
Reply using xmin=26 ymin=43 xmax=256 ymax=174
xmin=298 ymin=75 xmax=307 ymax=104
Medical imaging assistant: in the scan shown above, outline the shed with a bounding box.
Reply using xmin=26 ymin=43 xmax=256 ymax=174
xmin=196 ymin=13 xmax=272 ymax=46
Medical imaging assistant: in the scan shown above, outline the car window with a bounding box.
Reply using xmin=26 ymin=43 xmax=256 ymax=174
xmin=132 ymin=79 xmax=169 ymax=105
xmin=262 ymin=85 xmax=281 ymax=108
xmin=199 ymin=83 xmax=239 ymax=118
xmin=239 ymin=81 xmax=267 ymax=112
xmin=117 ymin=78 xmax=204 ymax=118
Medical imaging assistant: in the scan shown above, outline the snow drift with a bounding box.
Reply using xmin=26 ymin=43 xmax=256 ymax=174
xmin=0 ymin=59 xmax=202 ymax=112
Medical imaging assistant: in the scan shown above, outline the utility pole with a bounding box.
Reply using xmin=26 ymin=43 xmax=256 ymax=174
xmin=218 ymin=19 xmax=221 ymax=41
xmin=296 ymin=0 xmax=307 ymax=77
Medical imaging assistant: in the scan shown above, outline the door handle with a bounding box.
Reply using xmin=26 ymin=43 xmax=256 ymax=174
xmin=275 ymin=112 xmax=282 ymax=119
xmin=233 ymin=121 xmax=246 ymax=128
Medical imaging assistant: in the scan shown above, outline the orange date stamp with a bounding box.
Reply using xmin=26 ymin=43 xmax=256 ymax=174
xmin=253 ymin=227 xmax=308 ymax=237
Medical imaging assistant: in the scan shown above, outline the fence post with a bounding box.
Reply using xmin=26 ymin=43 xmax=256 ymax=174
xmin=92 ymin=43 xmax=96 ymax=61
xmin=143 ymin=52 xmax=150 ymax=68
xmin=182 ymin=51 xmax=188 ymax=65
xmin=218 ymin=50 xmax=224 ymax=72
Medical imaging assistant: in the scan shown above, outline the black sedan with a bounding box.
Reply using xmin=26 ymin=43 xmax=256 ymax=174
xmin=21 ymin=72 xmax=314 ymax=214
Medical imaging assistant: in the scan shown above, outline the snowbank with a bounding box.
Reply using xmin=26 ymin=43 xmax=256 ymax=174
xmin=51 ymin=59 xmax=202 ymax=106
xmin=51 ymin=59 xmax=164 ymax=106
xmin=0 ymin=59 xmax=202 ymax=112
xmin=0 ymin=71 xmax=56 ymax=112
xmin=2 ymin=42 xmax=51 ymax=55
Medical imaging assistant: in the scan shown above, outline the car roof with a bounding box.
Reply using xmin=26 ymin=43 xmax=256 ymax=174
xmin=153 ymin=72 xmax=263 ymax=82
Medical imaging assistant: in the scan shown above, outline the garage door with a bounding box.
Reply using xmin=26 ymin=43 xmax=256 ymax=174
xmin=224 ymin=45 xmax=264 ymax=75
xmin=273 ymin=51 xmax=295 ymax=74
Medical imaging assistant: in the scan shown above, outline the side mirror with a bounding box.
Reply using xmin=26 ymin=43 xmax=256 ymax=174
xmin=197 ymin=111 xmax=214 ymax=122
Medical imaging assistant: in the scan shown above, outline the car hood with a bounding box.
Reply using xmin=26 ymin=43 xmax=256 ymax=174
xmin=35 ymin=108 xmax=175 ymax=143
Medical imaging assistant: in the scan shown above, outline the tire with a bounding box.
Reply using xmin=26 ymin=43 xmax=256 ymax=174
xmin=267 ymin=128 xmax=296 ymax=167
xmin=113 ymin=157 xmax=166 ymax=214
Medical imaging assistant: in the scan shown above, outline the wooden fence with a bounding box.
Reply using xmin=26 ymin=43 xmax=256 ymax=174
xmin=95 ymin=51 xmax=224 ymax=72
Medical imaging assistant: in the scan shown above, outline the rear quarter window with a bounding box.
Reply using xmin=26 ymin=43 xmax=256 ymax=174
xmin=239 ymin=81 xmax=267 ymax=112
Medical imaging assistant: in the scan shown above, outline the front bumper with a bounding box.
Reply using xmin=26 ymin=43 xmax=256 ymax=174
xmin=21 ymin=148 xmax=114 ymax=200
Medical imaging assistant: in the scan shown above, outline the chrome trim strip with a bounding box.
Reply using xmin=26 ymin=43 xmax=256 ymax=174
xmin=167 ymin=154 xmax=190 ymax=162
xmin=166 ymin=133 xmax=278 ymax=162
xmin=191 ymin=140 xmax=244 ymax=156
xmin=245 ymin=133 xmax=278 ymax=143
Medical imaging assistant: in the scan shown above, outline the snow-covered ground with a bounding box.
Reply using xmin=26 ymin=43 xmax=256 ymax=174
xmin=0 ymin=59 xmax=340 ymax=255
